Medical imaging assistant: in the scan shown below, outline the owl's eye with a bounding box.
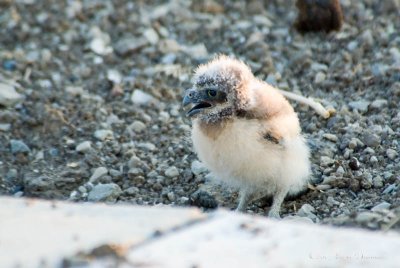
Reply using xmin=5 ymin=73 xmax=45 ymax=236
xmin=207 ymin=89 xmax=217 ymax=97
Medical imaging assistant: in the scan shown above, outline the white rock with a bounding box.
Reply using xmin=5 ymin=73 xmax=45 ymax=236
xmin=0 ymin=123 xmax=11 ymax=131
xmin=90 ymin=38 xmax=113 ymax=55
xmin=76 ymin=141 xmax=92 ymax=153
xmin=65 ymin=86 xmax=84 ymax=96
xmin=320 ymin=156 xmax=334 ymax=167
xmin=94 ymin=130 xmax=114 ymax=141
xmin=191 ymin=161 xmax=208 ymax=176
xmin=143 ymin=28 xmax=159 ymax=45
xmin=87 ymin=183 xmax=121 ymax=202
xmin=386 ymin=149 xmax=398 ymax=160
xmin=0 ymin=83 xmax=24 ymax=106
xmin=370 ymin=99 xmax=388 ymax=109
xmin=107 ymin=69 xmax=122 ymax=84
xmin=130 ymin=121 xmax=146 ymax=133
xmin=297 ymin=204 xmax=317 ymax=220
xmin=138 ymin=142 xmax=156 ymax=151
xmin=165 ymin=166 xmax=179 ymax=178
xmin=336 ymin=166 xmax=345 ymax=175
xmin=356 ymin=212 xmax=379 ymax=223
xmin=371 ymin=202 xmax=391 ymax=212
xmin=322 ymin=133 xmax=338 ymax=142
xmin=131 ymin=90 xmax=155 ymax=105
xmin=314 ymin=72 xmax=326 ymax=84
xmin=89 ymin=167 xmax=108 ymax=182
xmin=184 ymin=43 xmax=208 ymax=60
xmin=349 ymin=100 xmax=370 ymax=113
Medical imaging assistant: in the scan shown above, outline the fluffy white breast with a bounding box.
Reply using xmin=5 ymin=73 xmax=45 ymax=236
xmin=192 ymin=118 xmax=310 ymax=195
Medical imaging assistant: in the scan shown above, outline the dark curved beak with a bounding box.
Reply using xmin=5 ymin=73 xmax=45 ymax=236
xmin=182 ymin=88 xmax=211 ymax=117
xmin=182 ymin=88 xmax=197 ymax=107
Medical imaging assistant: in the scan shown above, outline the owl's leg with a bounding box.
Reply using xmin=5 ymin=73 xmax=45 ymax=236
xmin=268 ymin=188 xmax=288 ymax=219
xmin=236 ymin=188 xmax=258 ymax=212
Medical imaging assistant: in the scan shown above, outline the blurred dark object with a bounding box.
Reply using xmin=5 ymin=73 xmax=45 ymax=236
xmin=190 ymin=190 xmax=218 ymax=209
xmin=295 ymin=0 xmax=343 ymax=33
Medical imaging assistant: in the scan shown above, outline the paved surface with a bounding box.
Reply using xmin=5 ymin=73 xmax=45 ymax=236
xmin=1 ymin=197 xmax=399 ymax=268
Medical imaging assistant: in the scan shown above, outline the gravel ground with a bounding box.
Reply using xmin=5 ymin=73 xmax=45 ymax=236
xmin=0 ymin=0 xmax=399 ymax=231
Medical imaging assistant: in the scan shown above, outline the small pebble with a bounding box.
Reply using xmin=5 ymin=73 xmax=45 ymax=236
xmin=370 ymin=99 xmax=388 ymax=110
xmin=382 ymin=184 xmax=396 ymax=194
xmin=165 ymin=166 xmax=179 ymax=178
xmin=314 ymin=72 xmax=326 ymax=83
xmin=362 ymin=132 xmax=381 ymax=148
xmin=131 ymin=90 xmax=155 ymax=105
xmin=191 ymin=160 xmax=208 ymax=175
xmin=371 ymin=202 xmax=391 ymax=212
xmin=76 ymin=141 xmax=92 ymax=153
xmin=322 ymin=133 xmax=338 ymax=142
xmin=297 ymin=204 xmax=317 ymax=221
xmin=190 ymin=190 xmax=218 ymax=209
xmin=10 ymin=139 xmax=31 ymax=154
xmin=356 ymin=212 xmax=379 ymax=223
xmin=320 ymin=156 xmax=334 ymax=167
xmin=386 ymin=149 xmax=398 ymax=160
xmin=94 ymin=130 xmax=114 ymax=141
xmin=349 ymin=157 xmax=360 ymax=170
xmin=130 ymin=121 xmax=146 ymax=133
xmin=0 ymin=83 xmax=24 ymax=107
xmin=87 ymin=183 xmax=122 ymax=202
xmin=372 ymin=176 xmax=384 ymax=188
xmin=348 ymin=100 xmax=370 ymax=113
xmin=89 ymin=167 xmax=108 ymax=182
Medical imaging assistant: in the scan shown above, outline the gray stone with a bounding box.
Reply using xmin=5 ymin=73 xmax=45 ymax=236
xmin=94 ymin=130 xmax=114 ymax=141
xmin=184 ymin=43 xmax=208 ymax=61
xmin=128 ymin=156 xmax=142 ymax=169
xmin=114 ymin=37 xmax=148 ymax=56
xmin=10 ymin=139 xmax=30 ymax=154
xmin=326 ymin=196 xmax=340 ymax=207
xmin=130 ymin=121 xmax=146 ymax=133
xmin=372 ymin=176 xmax=384 ymax=188
xmin=386 ymin=149 xmax=398 ymax=160
xmin=0 ymin=123 xmax=11 ymax=131
xmin=370 ymin=99 xmax=388 ymax=110
xmin=106 ymin=69 xmax=122 ymax=84
xmin=371 ymin=202 xmax=391 ymax=212
xmin=314 ymin=72 xmax=326 ymax=84
xmin=131 ymin=90 xmax=155 ymax=105
xmin=320 ymin=156 xmax=334 ymax=167
xmin=143 ymin=28 xmax=159 ymax=45
xmin=89 ymin=167 xmax=108 ymax=182
xmin=315 ymin=184 xmax=331 ymax=191
xmin=191 ymin=160 xmax=208 ymax=176
xmin=382 ymin=184 xmax=397 ymax=194
xmin=322 ymin=133 xmax=338 ymax=142
xmin=297 ymin=204 xmax=317 ymax=220
xmin=0 ymin=83 xmax=24 ymax=107
xmin=370 ymin=156 xmax=378 ymax=165
xmin=75 ymin=141 xmax=92 ymax=153
xmin=167 ymin=192 xmax=176 ymax=201
xmin=138 ymin=142 xmax=156 ymax=151
xmin=356 ymin=212 xmax=379 ymax=223
xmin=165 ymin=166 xmax=179 ymax=178
xmin=348 ymin=100 xmax=370 ymax=113
xmin=336 ymin=166 xmax=345 ymax=175
xmin=362 ymin=132 xmax=381 ymax=148
xmin=6 ymin=169 xmax=18 ymax=181
xmin=87 ymin=183 xmax=122 ymax=202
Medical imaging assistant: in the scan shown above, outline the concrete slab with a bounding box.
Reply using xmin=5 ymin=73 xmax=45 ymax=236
xmin=127 ymin=212 xmax=400 ymax=268
xmin=1 ymin=197 xmax=400 ymax=268
xmin=0 ymin=197 xmax=204 ymax=268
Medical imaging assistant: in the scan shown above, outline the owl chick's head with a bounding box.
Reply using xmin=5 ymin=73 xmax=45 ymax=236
xmin=183 ymin=55 xmax=255 ymax=123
